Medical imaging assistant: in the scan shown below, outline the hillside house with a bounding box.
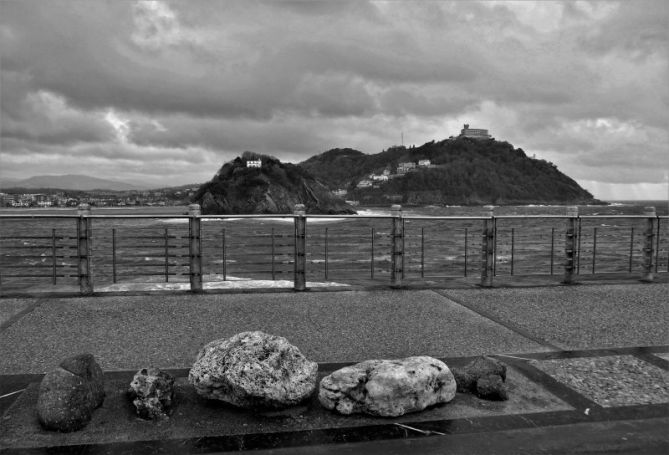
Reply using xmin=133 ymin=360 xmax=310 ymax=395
xmin=370 ymin=173 xmax=389 ymax=182
xmin=397 ymin=162 xmax=416 ymax=174
xmin=246 ymin=159 xmax=262 ymax=168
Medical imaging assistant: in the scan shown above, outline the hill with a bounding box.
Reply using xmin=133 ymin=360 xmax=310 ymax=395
xmin=192 ymin=152 xmax=356 ymax=214
xmin=299 ymin=138 xmax=600 ymax=206
xmin=1 ymin=174 xmax=146 ymax=191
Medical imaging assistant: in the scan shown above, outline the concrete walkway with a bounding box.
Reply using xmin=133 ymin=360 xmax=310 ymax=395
xmin=1 ymin=282 xmax=667 ymax=453
xmin=1 ymin=283 xmax=667 ymax=374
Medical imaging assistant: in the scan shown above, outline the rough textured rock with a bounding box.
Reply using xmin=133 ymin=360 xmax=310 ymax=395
xmin=319 ymin=356 xmax=456 ymax=417
xmin=452 ymin=356 xmax=508 ymax=401
xmin=188 ymin=331 xmax=318 ymax=409
xmin=37 ymin=353 xmax=105 ymax=432
xmin=476 ymin=374 xmax=509 ymax=401
xmin=128 ymin=368 xmax=175 ymax=419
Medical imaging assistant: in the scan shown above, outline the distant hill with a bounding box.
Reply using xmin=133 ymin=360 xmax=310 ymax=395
xmin=1 ymin=175 xmax=147 ymax=191
xmin=192 ymin=152 xmax=357 ymax=214
xmin=299 ymin=138 xmax=601 ymax=206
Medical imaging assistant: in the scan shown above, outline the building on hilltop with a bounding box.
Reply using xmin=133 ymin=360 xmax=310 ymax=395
xmin=459 ymin=124 xmax=491 ymax=140
xmin=246 ymin=159 xmax=262 ymax=168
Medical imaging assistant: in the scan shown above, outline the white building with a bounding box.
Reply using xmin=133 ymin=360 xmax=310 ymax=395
xmin=357 ymin=179 xmax=373 ymax=188
xmin=246 ymin=159 xmax=262 ymax=168
xmin=418 ymin=159 xmax=431 ymax=167
xmin=397 ymin=162 xmax=416 ymax=174
xmin=459 ymin=124 xmax=491 ymax=139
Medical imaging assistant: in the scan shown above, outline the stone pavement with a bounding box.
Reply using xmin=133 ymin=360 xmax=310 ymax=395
xmin=1 ymin=282 xmax=667 ymax=453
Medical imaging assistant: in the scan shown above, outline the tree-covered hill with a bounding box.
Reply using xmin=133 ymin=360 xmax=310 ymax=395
xmin=192 ymin=152 xmax=356 ymax=214
xmin=299 ymin=138 xmax=600 ymax=206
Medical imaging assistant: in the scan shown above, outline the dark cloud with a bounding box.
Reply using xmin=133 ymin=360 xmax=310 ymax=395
xmin=1 ymin=0 xmax=667 ymax=199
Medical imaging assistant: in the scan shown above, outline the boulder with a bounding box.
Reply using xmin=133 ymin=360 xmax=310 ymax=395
xmin=476 ymin=374 xmax=508 ymax=401
xmin=37 ymin=353 xmax=105 ymax=432
xmin=188 ymin=331 xmax=318 ymax=409
xmin=319 ymin=356 xmax=456 ymax=417
xmin=452 ymin=356 xmax=508 ymax=401
xmin=128 ymin=368 xmax=175 ymax=419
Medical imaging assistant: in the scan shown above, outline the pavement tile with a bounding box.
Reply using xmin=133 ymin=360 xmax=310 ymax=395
xmin=0 ymin=290 xmax=547 ymax=374
xmin=530 ymin=355 xmax=669 ymax=407
xmin=440 ymin=284 xmax=669 ymax=350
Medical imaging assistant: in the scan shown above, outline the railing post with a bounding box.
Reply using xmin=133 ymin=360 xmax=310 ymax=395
xmin=188 ymin=204 xmax=203 ymax=293
xmin=52 ymin=228 xmax=57 ymax=285
xmin=480 ymin=205 xmax=495 ymax=287
xmin=641 ymin=206 xmax=656 ymax=282
xmin=294 ymin=204 xmax=307 ymax=291
xmin=390 ymin=204 xmax=403 ymax=288
xmin=77 ymin=204 xmax=93 ymax=295
xmin=370 ymin=227 xmax=375 ymax=279
xmin=563 ymin=206 xmax=578 ymax=284
xmin=112 ymin=228 xmax=117 ymax=283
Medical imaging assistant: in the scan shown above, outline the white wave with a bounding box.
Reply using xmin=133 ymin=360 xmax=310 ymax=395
xmin=306 ymin=217 xmax=351 ymax=224
xmin=157 ymin=218 xmax=189 ymax=224
xmin=356 ymin=209 xmax=390 ymax=216
xmin=96 ymin=275 xmax=350 ymax=292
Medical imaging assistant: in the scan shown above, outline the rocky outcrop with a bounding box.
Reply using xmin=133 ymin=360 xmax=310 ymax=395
xmin=37 ymin=353 xmax=105 ymax=432
xmin=452 ymin=356 xmax=509 ymax=401
xmin=319 ymin=356 xmax=456 ymax=417
xmin=128 ymin=368 xmax=175 ymax=420
xmin=188 ymin=331 xmax=318 ymax=409
xmin=192 ymin=152 xmax=356 ymax=215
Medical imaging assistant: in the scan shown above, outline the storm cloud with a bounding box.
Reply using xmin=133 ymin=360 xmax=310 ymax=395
xmin=1 ymin=0 xmax=667 ymax=198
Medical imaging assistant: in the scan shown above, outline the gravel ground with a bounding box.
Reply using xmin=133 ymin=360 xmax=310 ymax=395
xmin=531 ymin=355 xmax=669 ymax=407
xmin=441 ymin=284 xmax=669 ymax=350
xmin=0 ymin=290 xmax=547 ymax=374
xmin=0 ymin=299 xmax=38 ymax=327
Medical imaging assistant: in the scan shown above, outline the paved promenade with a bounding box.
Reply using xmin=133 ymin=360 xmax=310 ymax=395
xmin=1 ymin=282 xmax=668 ymax=453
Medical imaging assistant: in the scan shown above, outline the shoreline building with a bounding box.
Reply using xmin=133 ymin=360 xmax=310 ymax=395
xmin=459 ymin=124 xmax=491 ymax=140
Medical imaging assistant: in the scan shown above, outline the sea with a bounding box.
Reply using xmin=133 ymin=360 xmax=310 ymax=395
xmin=0 ymin=201 xmax=667 ymax=291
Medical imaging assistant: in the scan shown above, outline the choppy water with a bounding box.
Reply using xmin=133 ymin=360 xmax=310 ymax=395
xmin=1 ymin=201 xmax=667 ymax=290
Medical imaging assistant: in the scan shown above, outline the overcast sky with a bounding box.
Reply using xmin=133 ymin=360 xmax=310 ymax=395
xmin=1 ymin=0 xmax=667 ymax=199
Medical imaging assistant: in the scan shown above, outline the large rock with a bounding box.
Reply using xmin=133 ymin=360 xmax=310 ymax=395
xmin=128 ymin=368 xmax=175 ymax=419
xmin=319 ymin=356 xmax=456 ymax=417
xmin=188 ymin=331 xmax=318 ymax=409
xmin=37 ymin=353 xmax=105 ymax=432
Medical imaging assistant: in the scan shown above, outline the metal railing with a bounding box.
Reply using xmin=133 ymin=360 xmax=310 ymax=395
xmin=0 ymin=204 xmax=666 ymax=295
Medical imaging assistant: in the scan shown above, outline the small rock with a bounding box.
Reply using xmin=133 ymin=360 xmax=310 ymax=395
xmin=37 ymin=353 xmax=105 ymax=432
xmin=476 ymin=374 xmax=508 ymax=401
xmin=188 ymin=331 xmax=318 ymax=409
xmin=128 ymin=368 xmax=175 ymax=419
xmin=453 ymin=356 xmax=507 ymax=394
xmin=451 ymin=368 xmax=476 ymax=393
xmin=319 ymin=356 xmax=456 ymax=417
